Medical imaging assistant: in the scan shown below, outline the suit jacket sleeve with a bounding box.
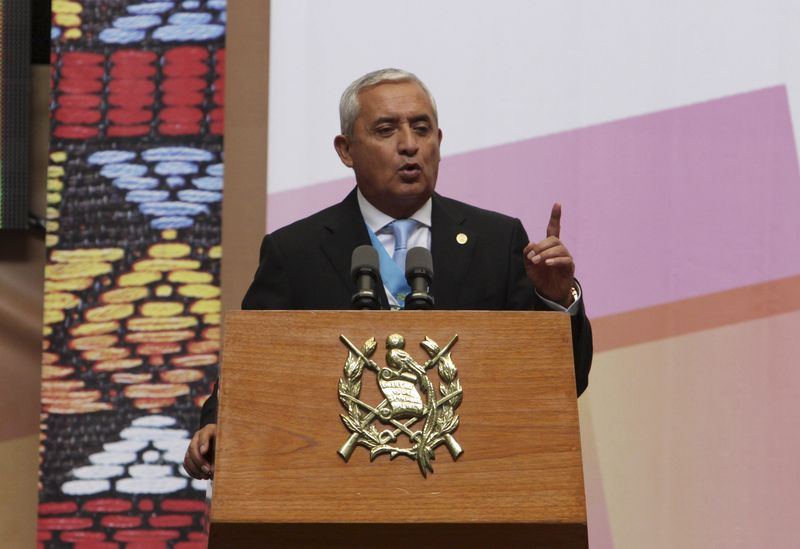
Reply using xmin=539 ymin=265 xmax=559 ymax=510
xmin=506 ymin=219 xmax=592 ymax=396
xmin=241 ymin=233 xmax=293 ymax=310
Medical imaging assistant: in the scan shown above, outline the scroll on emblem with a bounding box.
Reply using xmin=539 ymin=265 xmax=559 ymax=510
xmin=337 ymin=333 xmax=463 ymax=478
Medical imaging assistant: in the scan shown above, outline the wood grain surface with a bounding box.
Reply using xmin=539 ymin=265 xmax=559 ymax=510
xmin=211 ymin=310 xmax=586 ymax=544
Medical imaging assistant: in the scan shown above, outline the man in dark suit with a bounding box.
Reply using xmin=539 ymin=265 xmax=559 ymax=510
xmin=183 ymin=68 xmax=592 ymax=480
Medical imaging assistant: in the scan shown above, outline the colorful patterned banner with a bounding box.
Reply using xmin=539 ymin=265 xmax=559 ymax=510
xmin=39 ymin=1 xmax=226 ymax=547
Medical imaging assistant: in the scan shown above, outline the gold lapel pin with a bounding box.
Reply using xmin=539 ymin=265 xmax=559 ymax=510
xmin=456 ymin=233 xmax=468 ymax=245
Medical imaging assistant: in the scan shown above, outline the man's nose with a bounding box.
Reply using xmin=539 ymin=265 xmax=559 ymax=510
xmin=397 ymin=126 xmax=419 ymax=156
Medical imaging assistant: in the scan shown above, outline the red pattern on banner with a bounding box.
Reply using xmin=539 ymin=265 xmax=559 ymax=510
xmin=110 ymin=64 xmax=157 ymax=79
xmin=107 ymin=125 xmax=152 ymax=137
xmin=148 ymin=514 xmax=194 ymax=528
xmin=106 ymin=49 xmax=157 ymax=139
xmin=59 ymin=95 xmax=102 ymax=109
xmin=52 ymin=45 xmax=227 ymax=140
xmin=160 ymin=123 xmax=203 ymax=135
xmin=211 ymin=50 xmax=226 ymax=135
xmin=59 ymin=80 xmax=103 ymax=94
xmin=108 ymin=79 xmax=157 ymax=95
xmin=99 ymin=515 xmax=142 ymax=528
xmin=61 ymin=531 xmax=107 ymax=542
xmin=160 ymin=107 xmax=204 ymax=124
xmin=82 ymin=499 xmax=133 ymax=513
xmin=40 ymin=501 xmax=79 ymax=515
xmin=54 ymin=109 xmax=102 ymax=125
xmin=159 ymin=46 xmax=211 ymax=136
xmin=55 ymin=52 xmax=104 ymax=139
xmin=61 ymin=65 xmax=105 ymax=80
xmin=162 ymin=78 xmax=207 ymax=93
xmin=138 ymin=499 xmax=155 ymax=512
xmin=165 ymin=47 xmax=209 ymax=62
xmin=107 ymin=109 xmax=153 ymax=125
xmin=160 ymin=499 xmax=207 ymax=513
xmin=112 ymin=529 xmax=180 ymax=542
xmin=39 ymin=517 xmax=94 ymax=530
xmin=62 ymin=52 xmax=104 ymax=65
xmin=108 ymin=94 xmax=154 ymax=109
xmin=73 ymin=543 xmax=118 ymax=549
xmin=53 ymin=126 xmax=100 ymax=139
xmin=163 ymin=91 xmax=205 ymax=106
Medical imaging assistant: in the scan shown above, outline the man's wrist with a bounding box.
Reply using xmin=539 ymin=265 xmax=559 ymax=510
xmin=563 ymin=285 xmax=579 ymax=307
xmin=541 ymin=283 xmax=577 ymax=308
xmin=536 ymin=281 xmax=582 ymax=316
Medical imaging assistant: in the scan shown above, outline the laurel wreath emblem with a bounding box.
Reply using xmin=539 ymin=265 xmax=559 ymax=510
xmin=337 ymin=335 xmax=463 ymax=477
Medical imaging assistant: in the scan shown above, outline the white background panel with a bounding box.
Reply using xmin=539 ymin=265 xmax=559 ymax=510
xmin=268 ymin=0 xmax=800 ymax=193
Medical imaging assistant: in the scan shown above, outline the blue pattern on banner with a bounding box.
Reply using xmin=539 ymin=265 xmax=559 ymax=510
xmin=151 ymin=216 xmax=195 ymax=229
xmin=91 ymin=147 xmax=224 ymax=229
xmin=139 ymin=201 xmax=209 ymax=216
xmin=153 ymin=23 xmax=225 ymax=42
xmin=142 ymin=147 xmax=214 ymax=162
xmin=127 ymin=2 xmax=176 ymax=15
xmin=192 ymin=176 xmax=223 ymax=191
xmin=178 ymin=189 xmax=222 ymax=203
xmin=169 ymin=12 xmax=213 ymax=25
xmin=89 ymin=151 xmax=137 ymax=164
xmin=113 ymin=15 xmax=163 ymax=29
xmin=100 ymin=163 xmax=149 ymax=178
xmin=112 ymin=177 xmax=159 ymax=190
xmin=155 ymin=161 xmax=199 ymax=176
xmin=99 ymin=28 xmax=147 ymax=44
xmin=126 ymin=190 xmax=171 ymax=202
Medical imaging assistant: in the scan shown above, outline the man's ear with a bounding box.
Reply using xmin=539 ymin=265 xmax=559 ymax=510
xmin=334 ymin=135 xmax=354 ymax=168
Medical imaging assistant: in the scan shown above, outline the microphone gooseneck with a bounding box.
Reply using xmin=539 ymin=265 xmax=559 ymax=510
xmin=350 ymin=245 xmax=381 ymax=310
xmin=404 ymin=246 xmax=434 ymax=310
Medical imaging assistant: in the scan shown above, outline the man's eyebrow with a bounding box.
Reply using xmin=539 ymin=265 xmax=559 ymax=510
xmin=372 ymin=116 xmax=399 ymax=126
xmin=409 ymin=114 xmax=432 ymax=123
xmin=370 ymin=114 xmax=432 ymax=126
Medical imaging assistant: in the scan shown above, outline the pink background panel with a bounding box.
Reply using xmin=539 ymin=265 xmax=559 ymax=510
xmin=268 ymin=86 xmax=800 ymax=318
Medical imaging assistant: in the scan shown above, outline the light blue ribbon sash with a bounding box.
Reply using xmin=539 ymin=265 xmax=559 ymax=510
xmin=366 ymin=225 xmax=411 ymax=308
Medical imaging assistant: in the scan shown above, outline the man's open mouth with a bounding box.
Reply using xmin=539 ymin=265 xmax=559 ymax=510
xmin=399 ymin=163 xmax=422 ymax=178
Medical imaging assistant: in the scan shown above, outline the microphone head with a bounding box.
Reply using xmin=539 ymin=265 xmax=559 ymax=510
xmin=351 ymin=245 xmax=380 ymax=279
xmin=405 ymin=246 xmax=433 ymax=281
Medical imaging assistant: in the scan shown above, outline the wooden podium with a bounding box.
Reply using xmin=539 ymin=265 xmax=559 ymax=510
xmin=208 ymin=310 xmax=587 ymax=548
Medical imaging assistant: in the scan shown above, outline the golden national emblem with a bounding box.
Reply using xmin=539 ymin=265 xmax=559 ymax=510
xmin=337 ymin=333 xmax=463 ymax=477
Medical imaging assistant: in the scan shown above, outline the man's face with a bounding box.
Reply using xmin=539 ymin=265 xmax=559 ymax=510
xmin=334 ymin=80 xmax=443 ymax=219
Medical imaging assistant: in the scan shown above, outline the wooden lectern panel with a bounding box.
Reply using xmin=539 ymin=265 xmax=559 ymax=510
xmin=211 ymin=310 xmax=586 ymax=547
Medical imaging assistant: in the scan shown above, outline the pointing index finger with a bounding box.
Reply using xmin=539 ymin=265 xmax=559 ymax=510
xmin=546 ymin=203 xmax=562 ymax=239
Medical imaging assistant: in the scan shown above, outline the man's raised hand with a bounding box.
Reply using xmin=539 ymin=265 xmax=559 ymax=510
xmin=523 ymin=203 xmax=576 ymax=307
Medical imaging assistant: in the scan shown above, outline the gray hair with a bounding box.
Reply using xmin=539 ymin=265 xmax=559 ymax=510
xmin=339 ymin=68 xmax=438 ymax=137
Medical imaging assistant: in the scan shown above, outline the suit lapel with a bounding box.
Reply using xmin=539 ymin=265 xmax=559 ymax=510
xmin=321 ymin=190 xmax=476 ymax=309
xmin=319 ymin=189 xmax=390 ymax=308
xmin=430 ymin=194 xmax=477 ymax=307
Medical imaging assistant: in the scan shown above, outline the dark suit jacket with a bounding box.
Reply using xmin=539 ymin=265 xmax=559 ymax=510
xmin=200 ymin=189 xmax=592 ymax=426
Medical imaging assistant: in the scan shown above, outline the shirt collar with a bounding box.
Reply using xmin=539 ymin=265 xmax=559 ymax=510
xmin=356 ymin=188 xmax=432 ymax=233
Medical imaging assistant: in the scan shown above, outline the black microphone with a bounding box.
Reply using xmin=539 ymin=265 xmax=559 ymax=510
xmin=350 ymin=245 xmax=381 ymax=310
xmin=404 ymin=246 xmax=434 ymax=310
